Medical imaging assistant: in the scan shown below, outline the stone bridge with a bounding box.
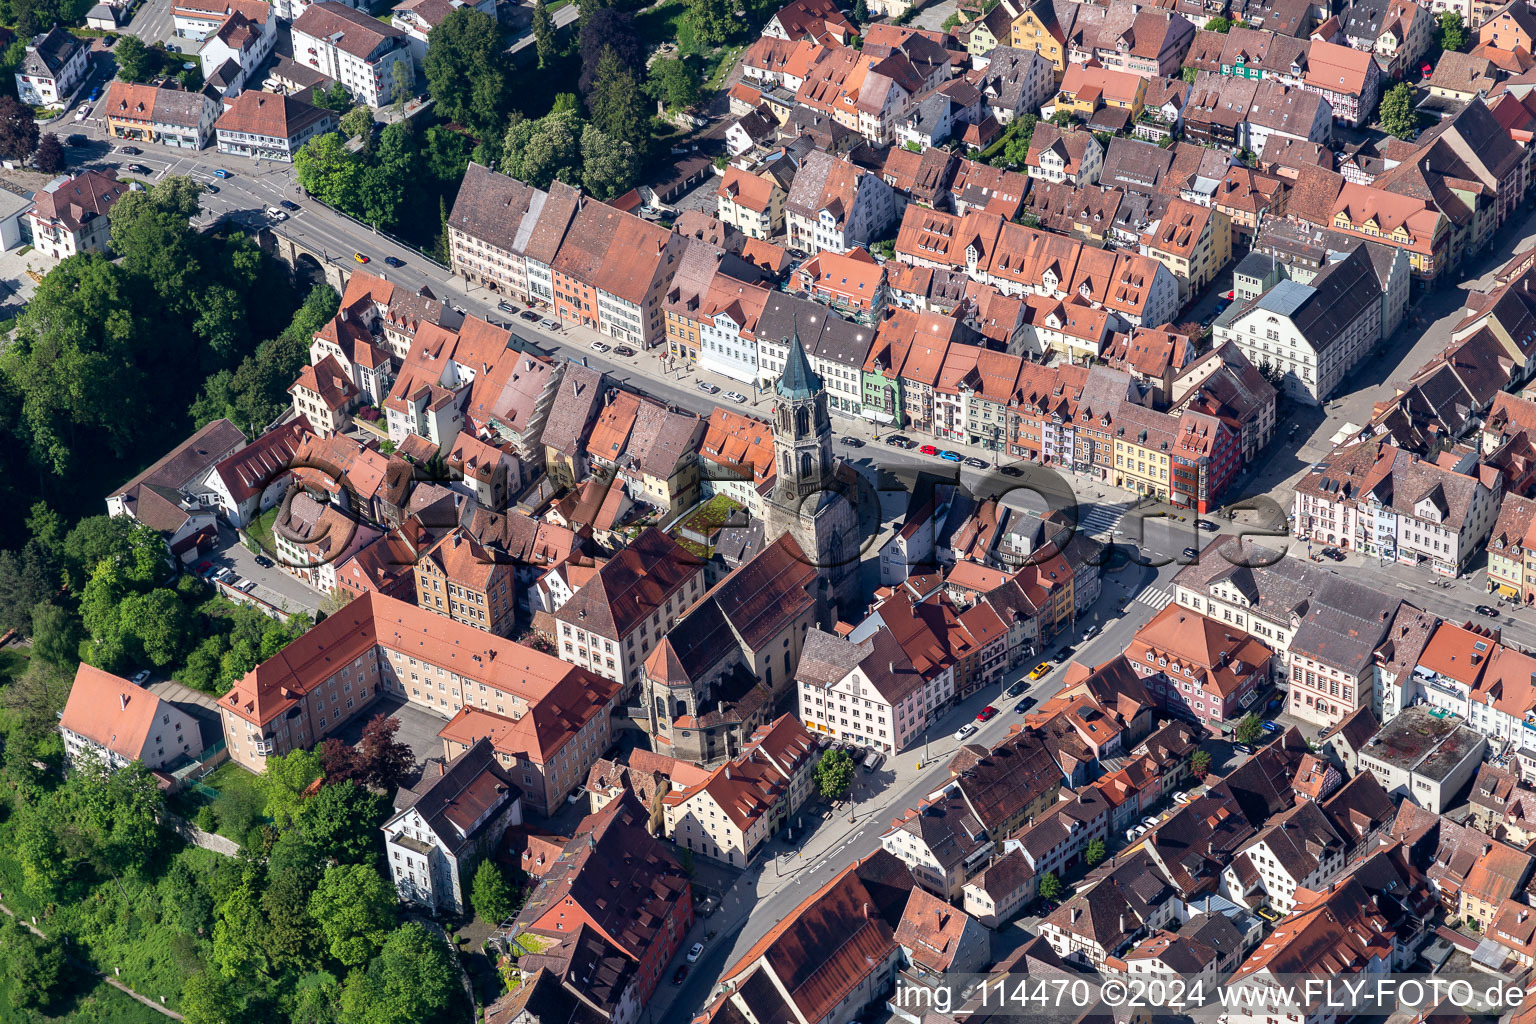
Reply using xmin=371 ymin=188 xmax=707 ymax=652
xmin=260 ymin=228 xmax=356 ymax=294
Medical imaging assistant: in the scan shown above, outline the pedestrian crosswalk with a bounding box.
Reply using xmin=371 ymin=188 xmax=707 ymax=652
xmin=1078 ymin=503 xmax=1126 ymax=538
xmin=1136 ymin=587 xmax=1174 ymax=610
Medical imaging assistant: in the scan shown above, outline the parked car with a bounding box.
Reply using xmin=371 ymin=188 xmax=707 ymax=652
xmin=352 ymin=251 xmax=369 ymax=263
xmin=919 ymin=444 xmax=939 ymax=455
xmin=613 ymin=346 xmax=636 ymax=357
xmin=74 ymin=104 xmax=91 ymax=121
xmin=538 ymin=318 xmax=561 ymax=331
xmin=963 ymin=456 xmax=988 ymax=469
xmin=1183 ymin=546 xmax=1200 ymax=559
xmin=723 ymin=391 xmax=747 ymax=403
xmin=839 ymin=436 xmax=864 ymax=447
xmin=383 ymin=256 xmax=404 ymax=268
xmin=1027 ymin=661 xmax=1051 ymax=680
xmin=1476 ymin=605 xmax=1501 ymax=617
xmin=1260 ymin=720 xmax=1280 ymax=732
xmin=1197 ymin=519 xmax=1218 ymax=532
xmin=1234 ymin=742 xmax=1255 ymax=755
xmin=497 ymin=300 xmax=517 ymax=313
xmin=885 ymin=435 xmax=914 ymax=448
xmin=939 ymin=450 xmax=963 ymax=461
xmin=1055 ymin=645 xmax=1075 ymax=660
xmin=954 ymin=722 xmax=978 ymax=741
xmin=254 ymin=555 xmax=274 ymax=568
xmin=195 ymin=560 xmax=214 ymax=576
xmin=976 ymin=705 xmax=999 ymax=723
xmin=687 ymin=942 xmax=704 ymax=963
xmin=1000 ymin=465 xmax=1023 ymax=476
xmin=1013 ymin=697 xmax=1034 ymax=714
xmin=1321 ymin=547 xmax=1346 ymax=561
xmin=697 ymin=381 xmax=721 ymax=395
xmin=117 ymin=144 xmax=140 ymax=155
xmin=519 ymin=310 xmax=539 ymax=322
xmin=590 ymin=341 xmax=611 ymax=353
xmin=673 ymin=966 xmax=689 ymax=985
xmin=280 ymin=200 xmax=300 ymax=212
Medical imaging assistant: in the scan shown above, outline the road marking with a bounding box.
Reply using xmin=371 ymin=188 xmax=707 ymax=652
xmin=1135 ymin=587 xmax=1173 ymax=610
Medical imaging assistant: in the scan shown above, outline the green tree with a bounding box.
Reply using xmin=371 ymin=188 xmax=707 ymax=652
xmin=533 ymin=0 xmax=557 ymax=68
xmin=119 ymin=587 xmax=195 ymax=666
xmin=1235 ymin=713 xmax=1264 ymax=745
xmin=1037 ymin=871 xmax=1063 ymax=902
xmin=341 ymin=921 xmax=456 ymax=1024
xmin=309 ymin=863 xmax=396 ymax=967
xmin=1 ymin=916 xmax=63 ymax=1009
xmin=264 ymin=868 xmax=324 ymax=970
xmin=391 ymin=59 xmax=412 ymax=114
xmin=814 ymin=748 xmax=855 ymax=800
xmin=61 ymin=513 xmax=139 ymax=590
xmin=313 ymin=82 xmax=354 ymax=112
xmin=114 ymin=34 xmax=154 ymax=82
xmin=422 ymin=8 xmax=509 ymax=137
xmin=296 ymin=779 xmax=388 ymax=866
xmin=647 ymin=57 xmax=700 ymax=111
xmin=1205 ymin=14 xmax=1231 ymax=31
xmin=471 ymin=859 xmax=514 ymax=924
xmin=1084 ymin=838 xmax=1106 ymax=867
xmin=1439 ymin=10 xmax=1467 ymax=51
xmin=181 ymin=971 xmax=241 ymax=1024
xmin=160 ymin=859 xmax=215 ymax=936
xmin=686 ymin=0 xmax=735 ymax=47
xmin=504 ymin=109 xmax=585 ymax=188
xmin=1190 ymin=748 xmax=1212 ymax=780
xmin=340 ymin=105 xmax=374 ymax=139
xmin=290 ymin=971 xmax=344 ymax=1024
xmin=1050 ymin=108 xmax=1073 ymax=126
xmin=0 ymin=541 xmax=58 ymax=635
xmin=1181 ymin=65 xmax=1197 ymax=84
xmin=12 ymin=799 xmax=75 ymax=902
xmin=854 ymin=0 xmax=867 ymax=20
xmin=580 ymin=124 xmax=639 ymax=199
xmin=212 ymin=880 xmax=270 ymax=978
xmin=295 ymin=133 xmax=363 ymax=212
xmin=258 ymin=747 xmax=324 ymax=827
xmin=70 ymin=758 xmax=165 ymax=874
xmin=588 ymin=46 xmax=647 ymax=147
xmin=1379 ymin=81 xmax=1418 ymax=138
xmin=29 ymin=602 xmax=80 ymax=667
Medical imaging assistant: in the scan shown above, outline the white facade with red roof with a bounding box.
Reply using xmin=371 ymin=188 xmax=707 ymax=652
xmin=60 ymin=664 xmax=200 ymax=772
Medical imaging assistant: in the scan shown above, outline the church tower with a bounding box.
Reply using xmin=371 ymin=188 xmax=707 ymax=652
xmin=773 ymin=327 xmax=834 ymax=502
xmin=763 ymin=328 xmax=862 ymax=624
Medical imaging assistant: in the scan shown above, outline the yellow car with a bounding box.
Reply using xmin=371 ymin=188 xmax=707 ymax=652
xmin=1027 ymin=661 xmax=1052 ymax=681
xmin=353 ymin=251 xmax=370 ymax=264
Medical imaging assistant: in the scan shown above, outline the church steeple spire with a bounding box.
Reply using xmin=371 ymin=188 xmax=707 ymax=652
xmin=776 ymin=324 xmax=823 ymax=400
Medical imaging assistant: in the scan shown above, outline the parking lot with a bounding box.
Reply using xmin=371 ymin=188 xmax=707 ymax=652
xmin=202 ymin=523 xmax=325 ymax=616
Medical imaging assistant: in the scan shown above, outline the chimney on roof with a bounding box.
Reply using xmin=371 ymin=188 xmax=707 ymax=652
xmin=1070 ymin=906 xmax=1081 ymax=923
xmin=863 ymin=902 xmax=871 ymax=919
xmin=438 ymin=760 xmax=447 ymax=777
xmin=120 ymin=693 xmax=129 ymax=710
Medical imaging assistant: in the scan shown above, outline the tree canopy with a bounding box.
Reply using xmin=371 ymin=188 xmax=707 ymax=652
xmin=422 ymin=8 xmax=510 ymax=139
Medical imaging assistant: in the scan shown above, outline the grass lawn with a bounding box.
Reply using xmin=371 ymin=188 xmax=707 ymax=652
xmin=0 ymin=646 xmax=30 ymax=685
xmin=635 ymin=0 xmax=688 ymax=44
xmin=247 ymin=506 xmax=278 ymax=554
xmin=547 ymin=0 xmax=570 ymax=9
xmin=170 ymin=760 xmax=264 ymax=840
xmin=704 ymin=44 xmax=745 ymax=90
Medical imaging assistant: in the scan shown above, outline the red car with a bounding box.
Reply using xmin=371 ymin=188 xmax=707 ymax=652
xmin=920 ymin=444 xmax=940 ymax=455
xmin=976 ymin=705 xmax=999 ymax=723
